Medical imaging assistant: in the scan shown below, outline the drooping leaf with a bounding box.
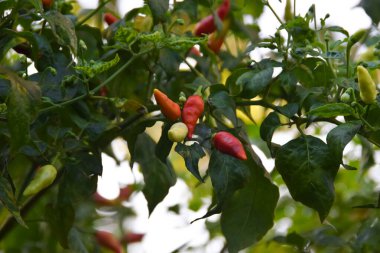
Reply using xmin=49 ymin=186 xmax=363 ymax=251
xmin=326 ymin=121 xmax=362 ymax=162
xmin=68 ymin=228 xmax=89 ymax=253
xmin=0 ymin=67 xmax=41 ymax=154
xmin=0 ymin=177 xmax=27 ymax=228
xmin=238 ymin=68 xmax=274 ymax=99
xmin=175 ymin=142 xmax=206 ymax=182
xmin=275 ymin=135 xmax=340 ymax=221
xmin=155 ymin=123 xmax=174 ymax=164
xmin=209 ymin=150 xmax=250 ymax=206
xmin=45 ymin=203 xmax=75 ymax=248
xmin=44 ymin=10 xmax=77 ymax=55
xmin=308 ymin=103 xmax=355 ymax=118
xmin=260 ymin=112 xmax=281 ymax=155
xmin=221 ymin=160 xmax=279 ymax=253
xmin=134 ymin=133 xmax=176 ymax=214
xmin=146 ymin=0 xmax=169 ymax=23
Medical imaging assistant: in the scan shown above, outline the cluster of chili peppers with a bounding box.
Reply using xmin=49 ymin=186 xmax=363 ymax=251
xmin=154 ymin=89 xmax=247 ymax=160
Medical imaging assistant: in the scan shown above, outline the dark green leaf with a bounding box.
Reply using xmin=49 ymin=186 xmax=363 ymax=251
xmin=44 ymin=11 xmax=77 ymax=54
xmin=175 ymin=142 xmax=206 ymax=182
xmin=308 ymin=103 xmax=355 ymax=118
xmin=0 ymin=68 xmax=41 ymax=154
xmin=45 ymin=203 xmax=75 ymax=248
xmin=260 ymin=112 xmax=281 ymax=156
xmin=0 ymin=177 xmax=27 ymax=227
xmin=221 ymin=161 xmax=279 ymax=253
xmin=209 ymin=150 xmax=250 ymax=206
xmin=155 ymin=123 xmax=174 ymax=164
xmin=134 ymin=133 xmax=176 ymax=214
xmin=326 ymin=26 xmax=349 ymax=37
xmin=326 ymin=121 xmax=362 ymax=162
xmin=359 ymin=0 xmax=380 ymax=24
xmin=238 ymin=68 xmax=274 ymax=99
xmin=275 ymin=135 xmax=340 ymax=221
xmin=353 ymin=218 xmax=380 ymax=252
xmin=208 ymin=86 xmax=237 ymax=125
xmin=146 ymin=0 xmax=169 ymax=23
xmin=273 ymin=232 xmax=309 ymax=251
xmin=68 ymin=228 xmax=89 ymax=253
xmin=277 ymin=103 xmax=299 ymax=118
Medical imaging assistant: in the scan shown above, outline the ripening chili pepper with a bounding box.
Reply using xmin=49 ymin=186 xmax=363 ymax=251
xmin=153 ymin=89 xmax=181 ymax=121
xmin=95 ymin=231 xmax=123 ymax=253
xmin=213 ymin=131 xmax=247 ymax=160
xmin=168 ymin=122 xmax=188 ymax=142
xmin=207 ymin=19 xmax=230 ymax=53
xmin=194 ymin=0 xmax=230 ymax=36
xmin=104 ymin=13 xmax=119 ymax=25
xmin=122 ymin=233 xmax=145 ymax=244
xmin=23 ymin=165 xmax=57 ymax=196
xmin=182 ymin=95 xmax=204 ymax=139
xmin=357 ymin=65 xmax=378 ymax=104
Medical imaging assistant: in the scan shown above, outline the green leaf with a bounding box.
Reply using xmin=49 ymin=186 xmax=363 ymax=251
xmin=134 ymin=133 xmax=176 ymax=214
xmin=0 ymin=177 xmax=27 ymax=228
xmin=44 ymin=10 xmax=77 ymax=55
xmin=326 ymin=26 xmax=349 ymax=37
xmin=0 ymin=67 xmax=41 ymax=154
xmin=45 ymin=203 xmax=75 ymax=248
xmin=221 ymin=161 xmax=279 ymax=253
xmin=175 ymin=142 xmax=206 ymax=182
xmin=209 ymin=150 xmax=250 ymax=206
xmin=308 ymin=103 xmax=355 ymax=118
xmin=238 ymin=68 xmax=274 ymax=99
xmin=155 ymin=123 xmax=174 ymax=164
xmin=275 ymin=135 xmax=340 ymax=221
xmin=146 ymin=0 xmax=169 ymax=23
xmin=208 ymin=86 xmax=238 ymax=126
xmin=68 ymin=228 xmax=89 ymax=253
xmin=326 ymin=121 xmax=362 ymax=162
xmin=260 ymin=112 xmax=281 ymax=156
xmin=75 ymin=54 xmax=120 ymax=78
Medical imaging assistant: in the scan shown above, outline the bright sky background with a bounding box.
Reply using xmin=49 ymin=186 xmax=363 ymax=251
xmin=75 ymin=1 xmax=377 ymax=252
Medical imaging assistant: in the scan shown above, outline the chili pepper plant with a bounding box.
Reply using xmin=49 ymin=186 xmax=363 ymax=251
xmin=0 ymin=0 xmax=380 ymax=252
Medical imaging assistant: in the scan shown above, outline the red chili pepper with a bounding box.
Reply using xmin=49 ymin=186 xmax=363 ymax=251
xmin=213 ymin=131 xmax=247 ymax=160
xmin=153 ymin=89 xmax=181 ymax=121
xmin=104 ymin=13 xmax=119 ymax=25
xmin=93 ymin=192 xmax=117 ymax=206
xmin=99 ymin=86 xmax=108 ymax=97
xmin=42 ymin=0 xmax=53 ymax=8
xmin=118 ymin=185 xmax=133 ymax=201
xmin=182 ymin=95 xmax=204 ymax=139
xmin=122 ymin=233 xmax=145 ymax=244
xmin=194 ymin=0 xmax=230 ymax=36
xmin=95 ymin=231 xmax=123 ymax=253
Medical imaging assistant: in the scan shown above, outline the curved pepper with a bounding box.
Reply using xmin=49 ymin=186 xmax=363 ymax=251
xmin=357 ymin=65 xmax=377 ymax=104
xmin=213 ymin=131 xmax=247 ymax=160
xmin=182 ymin=95 xmax=204 ymax=138
xmin=154 ymin=89 xmax=181 ymax=121
xmin=23 ymin=165 xmax=57 ymax=196
xmin=194 ymin=0 xmax=230 ymax=36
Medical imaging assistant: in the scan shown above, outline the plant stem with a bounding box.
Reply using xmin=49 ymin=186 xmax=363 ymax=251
xmin=265 ymin=1 xmax=284 ymax=25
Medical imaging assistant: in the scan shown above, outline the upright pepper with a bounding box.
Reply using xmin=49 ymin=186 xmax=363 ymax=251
xmin=153 ymin=89 xmax=181 ymax=121
xmin=213 ymin=131 xmax=247 ymax=160
xmin=182 ymin=95 xmax=204 ymax=139
xmin=23 ymin=164 xmax=57 ymax=196
xmin=194 ymin=0 xmax=230 ymax=36
xmin=357 ymin=65 xmax=377 ymax=104
xmin=95 ymin=231 xmax=123 ymax=253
